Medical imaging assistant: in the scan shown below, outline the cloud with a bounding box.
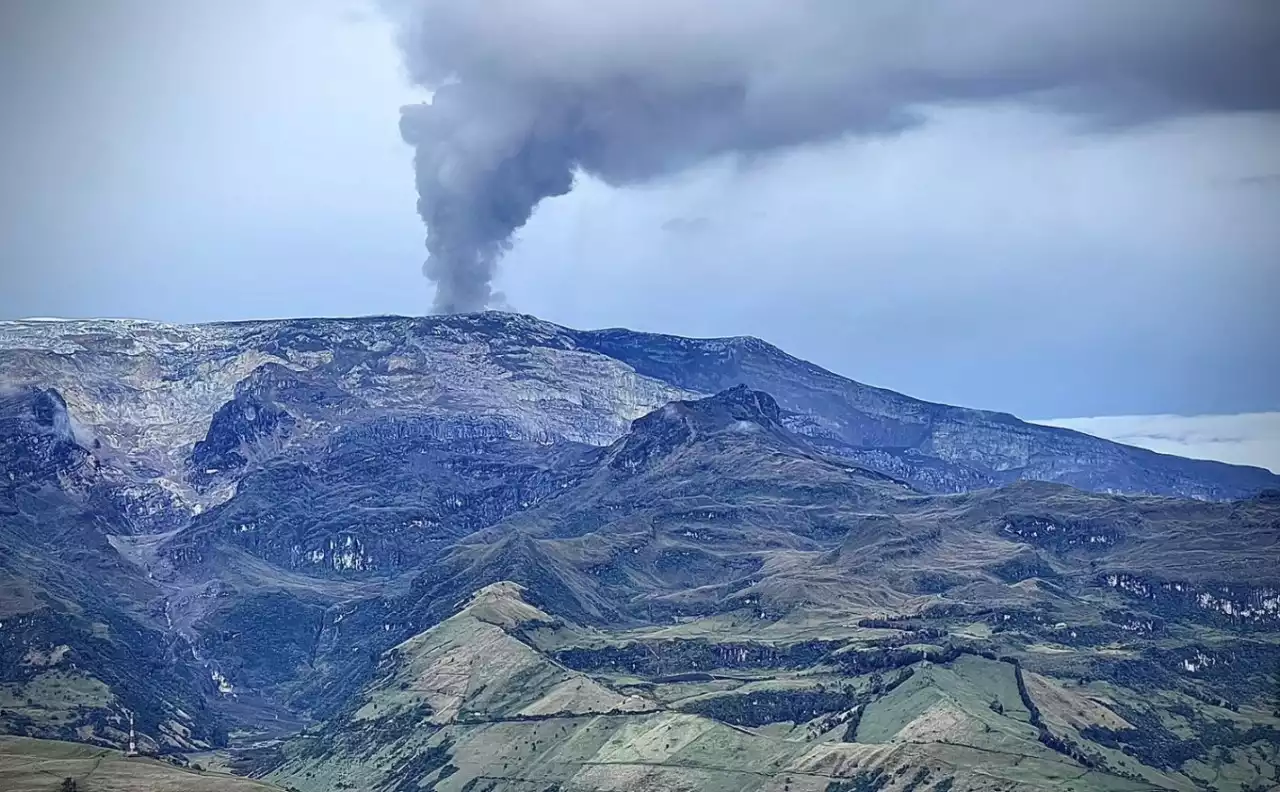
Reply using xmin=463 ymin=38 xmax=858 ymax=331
xmin=1034 ymin=413 xmax=1280 ymax=473
xmin=385 ymin=1 xmax=1280 ymax=311
xmin=502 ymin=105 xmax=1279 ymax=418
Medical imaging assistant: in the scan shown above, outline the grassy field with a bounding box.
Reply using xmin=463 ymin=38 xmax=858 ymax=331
xmin=0 ymin=736 xmax=285 ymax=792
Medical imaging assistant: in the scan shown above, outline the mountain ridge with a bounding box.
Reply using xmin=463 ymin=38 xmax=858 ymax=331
xmin=2 ymin=312 xmax=1275 ymax=509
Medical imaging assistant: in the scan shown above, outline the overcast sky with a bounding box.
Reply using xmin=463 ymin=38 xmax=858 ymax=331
xmin=1 ymin=1 xmax=1277 ymax=422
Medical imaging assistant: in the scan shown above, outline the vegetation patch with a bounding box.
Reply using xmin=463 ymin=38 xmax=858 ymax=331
xmin=679 ymin=686 xmax=860 ymax=727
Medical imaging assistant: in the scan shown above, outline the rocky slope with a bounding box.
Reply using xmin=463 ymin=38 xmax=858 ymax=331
xmin=1 ymin=313 xmax=1275 ymax=510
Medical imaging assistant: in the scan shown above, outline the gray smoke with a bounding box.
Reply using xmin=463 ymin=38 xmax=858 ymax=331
xmin=386 ymin=1 xmax=1280 ymax=313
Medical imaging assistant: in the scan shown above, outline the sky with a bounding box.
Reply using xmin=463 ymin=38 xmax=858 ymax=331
xmin=1 ymin=1 xmax=1278 ymax=426
xmin=1033 ymin=413 xmax=1280 ymax=474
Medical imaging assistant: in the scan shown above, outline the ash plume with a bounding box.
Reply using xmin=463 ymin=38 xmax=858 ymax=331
xmin=386 ymin=1 xmax=1280 ymax=314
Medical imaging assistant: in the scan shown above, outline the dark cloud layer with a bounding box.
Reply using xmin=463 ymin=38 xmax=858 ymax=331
xmin=385 ymin=3 xmax=1269 ymax=311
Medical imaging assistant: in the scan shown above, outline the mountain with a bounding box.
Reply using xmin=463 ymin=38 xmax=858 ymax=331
xmin=1 ymin=313 xmax=1278 ymax=791
xmin=570 ymin=327 xmax=1280 ymax=499
xmin=1 ymin=313 xmax=1275 ymax=507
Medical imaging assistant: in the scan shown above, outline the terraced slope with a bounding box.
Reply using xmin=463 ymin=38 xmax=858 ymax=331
xmin=263 ymin=583 xmax=1231 ymax=792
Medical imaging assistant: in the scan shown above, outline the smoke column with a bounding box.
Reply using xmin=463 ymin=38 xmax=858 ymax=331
xmin=385 ymin=1 xmax=1280 ymax=314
